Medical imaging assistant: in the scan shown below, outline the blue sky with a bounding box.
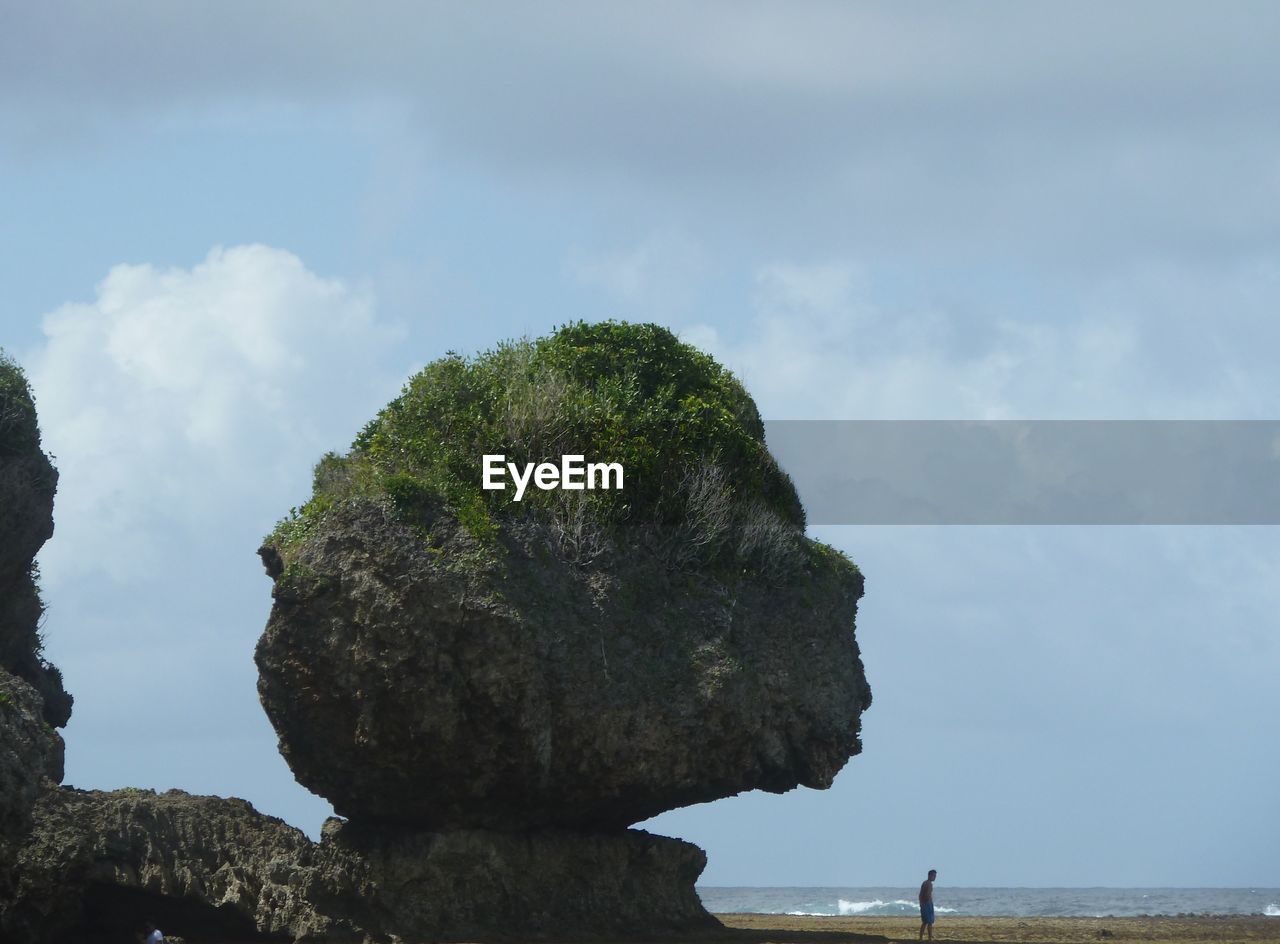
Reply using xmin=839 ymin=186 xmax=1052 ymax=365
xmin=2 ymin=3 xmax=1278 ymax=887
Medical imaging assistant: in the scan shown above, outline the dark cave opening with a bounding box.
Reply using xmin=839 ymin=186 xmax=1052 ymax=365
xmin=53 ymin=883 xmax=292 ymax=944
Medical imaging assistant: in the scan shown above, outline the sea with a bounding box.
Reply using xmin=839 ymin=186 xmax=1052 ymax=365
xmin=696 ymin=887 xmax=1280 ymax=918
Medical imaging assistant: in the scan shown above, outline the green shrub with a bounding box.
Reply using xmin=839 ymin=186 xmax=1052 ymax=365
xmin=0 ymin=350 xmax=42 ymax=459
xmin=269 ymin=321 xmax=807 ymax=576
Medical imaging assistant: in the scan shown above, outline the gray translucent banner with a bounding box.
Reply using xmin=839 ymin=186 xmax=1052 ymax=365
xmin=762 ymin=421 xmax=1280 ymax=524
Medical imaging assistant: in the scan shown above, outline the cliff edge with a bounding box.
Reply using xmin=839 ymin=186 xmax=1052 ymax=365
xmin=0 ymin=353 xmax=69 ymax=872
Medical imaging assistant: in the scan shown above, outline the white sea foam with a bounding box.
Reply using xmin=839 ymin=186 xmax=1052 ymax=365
xmin=832 ymin=898 xmax=960 ymax=916
xmin=838 ymin=899 xmax=890 ymax=914
xmin=1264 ymin=903 xmax=1280 ymax=917
xmin=837 ymin=899 xmax=913 ymax=914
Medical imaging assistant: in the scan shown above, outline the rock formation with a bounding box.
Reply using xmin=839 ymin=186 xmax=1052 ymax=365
xmin=0 ymin=353 xmax=69 ymax=878
xmin=2 ymin=325 xmax=872 ymax=942
xmin=318 ymin=819 xmax=716 ymax=941
xmin=257 ymin=501 xmax=867 ymax=831
xmin=0 ymin=672 xmax=61 ymax=867
xmin=0 ymin=354 xmax=72 ymax=728
xmin=252 ymin=323 xmax=871 ymax=937
xmin=1 ymin=787 xmax=349 ymax=944
xmin=1 ymin=786 xmax=715 ymax=943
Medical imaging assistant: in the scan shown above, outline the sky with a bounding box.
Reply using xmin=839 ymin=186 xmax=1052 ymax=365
xmin=2 ymin=2 xmax=1278 ymax=888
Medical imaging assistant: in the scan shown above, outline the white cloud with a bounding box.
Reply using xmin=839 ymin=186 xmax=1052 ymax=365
xmin=568 ymin=231 xmax=706 ymax=316
xmin=21 ymin=245 xmax=407 ymax=832
xmin=6 ymin=5 xmax=1280 ymax=267
xmin=683 ymin=257 xmax=1280 ymax=421
xmin=30 ymin=244 xmax=403 ymax=583
xmin=684 ymin=261 xmax=1022 ymax=420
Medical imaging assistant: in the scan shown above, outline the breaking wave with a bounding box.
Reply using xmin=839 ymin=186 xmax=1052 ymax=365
xmin=836 ymin=899 xmax=957 ymax=916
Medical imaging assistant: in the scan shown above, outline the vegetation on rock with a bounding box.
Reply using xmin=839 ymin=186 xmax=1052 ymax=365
xmin=269 ymin=322 xmax=834 ymax=580
xmin=256 ymin=323 xmax=870 ymax=835
xmin=0 ymin=353 xmax=45 ymax=461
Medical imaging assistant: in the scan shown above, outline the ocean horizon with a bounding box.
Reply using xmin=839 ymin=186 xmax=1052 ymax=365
xmin=696 ymin=887 xmax=1280 ymax=918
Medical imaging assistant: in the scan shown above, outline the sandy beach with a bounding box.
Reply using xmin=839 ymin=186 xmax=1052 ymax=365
xmin=715 ymin=913 xmax=1280 ymax=944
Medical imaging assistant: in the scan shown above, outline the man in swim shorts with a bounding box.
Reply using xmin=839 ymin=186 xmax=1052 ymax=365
xmin=919 ymin=869 xmax=937 ymax=941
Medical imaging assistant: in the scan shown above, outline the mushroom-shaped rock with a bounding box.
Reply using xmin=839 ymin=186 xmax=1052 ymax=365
xmin=256 ymin=323 xmax=871 ymax=830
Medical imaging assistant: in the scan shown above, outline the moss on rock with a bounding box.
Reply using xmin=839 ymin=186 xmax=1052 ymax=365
xmin=268 ymin=322 xmax=811 ymax=579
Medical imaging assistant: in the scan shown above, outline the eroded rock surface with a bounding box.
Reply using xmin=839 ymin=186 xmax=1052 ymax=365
xmin=256 ymin=325 xmax=871 ymax=841
xmin=257 ymin=503 xmax=869 ymax=831
xmin=323 ymin=819 xmax=716 ymax=942
xmin=0 ymin=671 xmax=61 ymax=868
xmin=0 ymin=357 xmax=71 ymax=728
xmin=3 ymin=329 xmax=868 ymax=943
xmin=0 ymin=354 xmax=70 ymax=885
xmin=0 ymin=787 xmax=357 ymax=944
xmin=0 ymin=786 xmax=716 ymax=943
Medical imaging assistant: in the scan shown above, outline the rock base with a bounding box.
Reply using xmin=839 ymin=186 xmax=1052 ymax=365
xmin=0 ymin=787 xmax=353 ymax=944
xmin=319 ymin=819 xmax=720 ymax=941
xmin=0 ymin=787 xmax=720 ymax=943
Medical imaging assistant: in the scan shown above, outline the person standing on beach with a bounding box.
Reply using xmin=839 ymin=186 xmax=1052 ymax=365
xmin=918 ymin=869 xmax=937 ymax=941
